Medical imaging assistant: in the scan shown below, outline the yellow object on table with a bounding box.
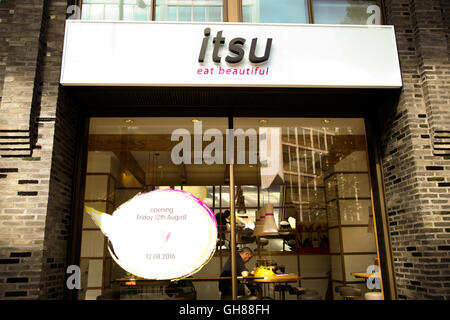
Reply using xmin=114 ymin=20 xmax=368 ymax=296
xmin=254 ymin=266 xmax=276 ymax=278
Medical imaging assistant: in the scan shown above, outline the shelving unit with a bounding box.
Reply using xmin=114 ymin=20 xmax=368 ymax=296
xmin=81 ymin=171 xmax=117 ymax=300
xmin=281 ymin=127 xmax=335 ymax=254
xmin=323 ymin=150 xmax=378 ymax=299
xmin=81 ymin=152 xmax=146 ymax=300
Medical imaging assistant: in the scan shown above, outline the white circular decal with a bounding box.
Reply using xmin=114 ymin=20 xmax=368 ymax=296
xmin=85 ymin=189 xmax=217 ymax=280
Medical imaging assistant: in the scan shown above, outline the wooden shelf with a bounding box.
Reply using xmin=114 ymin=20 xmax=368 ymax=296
xmin=325 ymin=197 xmax=371 ymax=203
xmin=282 ymin=141 xmax=329 ymax=153
xmin=283 ymin=171 xmax=324 ymax=179
xmin=324 ymin=171 xmax=369 ymax=180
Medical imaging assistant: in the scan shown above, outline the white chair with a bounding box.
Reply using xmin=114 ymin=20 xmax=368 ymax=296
xmin=339 ymin=286 xmax=362 ymax=300
xmin=365 ymin=291 xmax=383 ymax=300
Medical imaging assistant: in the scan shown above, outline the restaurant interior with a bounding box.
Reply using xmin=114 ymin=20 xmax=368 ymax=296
xmin=78 ymin=117 xmax=383 ymax=300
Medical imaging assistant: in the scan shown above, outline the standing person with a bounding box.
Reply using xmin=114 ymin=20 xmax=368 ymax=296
xmin=215 ymin=210 xmax=230 ymax=231
xmin=215 ymin=210 xmax=231 ymax=250
xmin=218 ymin=247 xmax=259 ymax=300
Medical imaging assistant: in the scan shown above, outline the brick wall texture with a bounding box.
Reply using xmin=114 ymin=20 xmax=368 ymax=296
xmin=0 ymin=0 xmax=449 ymax=299
xmin=0 ymin=0 xmax=78 ymax=299
xmin=381 ymin=0 xmax=450 ymax=299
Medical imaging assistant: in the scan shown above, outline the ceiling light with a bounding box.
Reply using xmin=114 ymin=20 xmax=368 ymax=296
xmin=323 ymin=119 xmax=330 ymax=124
xmin=124 ymin=119 xmax=134 ymax=125
xmin=259 ymin=119 xmax=268 ymax=125
xmin=191 ymin=119 xmax=199 ymax=123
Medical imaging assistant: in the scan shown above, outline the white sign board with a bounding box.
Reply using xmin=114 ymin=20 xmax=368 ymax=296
xmin=61 ymin=21 xmax=402 ymax=88
xmin=85 ymin=189 xmax=217 ymax=280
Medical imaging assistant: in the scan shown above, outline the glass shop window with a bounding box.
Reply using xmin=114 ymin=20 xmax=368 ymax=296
xmin=242 ymin=0 xmax=381 ymax=25
xmin=80 ymin=0 xmax=224 ymax=22
xmin=232 ymin=118 xmax=383 ymax=300
xmin=81 ymin=0 xmax=152 ymax=21
xmin=78 ymin=117 xmax=384 ymax=300
xmin=155 ymin=0 xmax=223 ymax=22
xmin=312 ymin=0 xmax=380 ymax=25
xmin=79 ymin=117 xmax=228 ymax=300
xmin=242 ymin=0 xmax=309 ymax=24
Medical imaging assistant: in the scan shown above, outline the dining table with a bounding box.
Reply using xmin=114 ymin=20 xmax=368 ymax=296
xmin=247 ymin=274 xmax=302 ymax=300
xmin=350 ymin=272 xmax=381 ymax=279
xmin=115 ymin=274 xmax=301 ymax=300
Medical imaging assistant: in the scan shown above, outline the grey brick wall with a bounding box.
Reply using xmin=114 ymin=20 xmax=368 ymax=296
xmin=0 ymin=0 xmax=15 ymax=99
xmin=0 ymin=0 xmax=78 ymax=299
xmin=381 ymin=0 xmax=450 ymax=300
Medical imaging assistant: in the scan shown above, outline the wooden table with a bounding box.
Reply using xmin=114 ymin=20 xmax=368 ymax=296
xmin=351 ymin=272 xmax=382 ymax=294
xmin=351 ymin=272 xmax=380 ymax=279
xmin=249 ymin=274 xmax=301 ymax=300
xmin=115 ymin=276 xmax=265 ymax=286
xmin=115 ymin=278 xmax=171 ymax=286
xmin=251 ymin=274 xmax=301 ymax=283
xmin=115 ymin=275 xmax=300 ymax=300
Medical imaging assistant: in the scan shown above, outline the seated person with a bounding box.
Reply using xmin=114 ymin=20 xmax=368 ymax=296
xmin=218 ymin=247 xmax=259 ymax=300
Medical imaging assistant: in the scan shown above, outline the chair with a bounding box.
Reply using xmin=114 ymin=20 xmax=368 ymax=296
xmin=338 ymin=286 xmax=362 ymax=300
xmin=299 ymin=289 xmax=321 ymax=300
xmin=334 ymin=285 xmax=344 ymax=294
xmin=288 ymin=286 xmax=306 ymax=296
xmin=365 ymin=291 xmax=383 ymax=300
xmin=288 ymin=286 xmax=321 ymax=300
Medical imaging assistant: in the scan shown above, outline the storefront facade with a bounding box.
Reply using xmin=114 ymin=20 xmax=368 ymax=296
xmin=0 ymin=0 xmax=449 ymax=300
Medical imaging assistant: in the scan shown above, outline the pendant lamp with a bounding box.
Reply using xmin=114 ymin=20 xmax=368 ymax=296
xmin=260 ymin=203 xmax=278 ymax=235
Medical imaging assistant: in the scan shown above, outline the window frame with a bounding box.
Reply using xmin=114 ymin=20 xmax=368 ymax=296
xmin=77 ymin=0 xmax=227 ymax=22
xmin=238 ymin=0 xmax=384 ymax=25
xmin=80 ymin=0 xmax=152 ymax=21
xmin=66 ymin=99 xmax=397 ymax=300
xmin=309 ymin=0 xmax=384 ymax=25
xmin=154 ymin=1 xmax=225 ymax=22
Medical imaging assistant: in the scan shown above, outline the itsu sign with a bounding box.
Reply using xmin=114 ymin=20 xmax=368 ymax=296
xmin=198 ymin=28 xmax=272 ymax=64
xmin=197 ymin=27 xmax=272 ymax=76
xmin=61 ymin=21 xmax=402 ymax=88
